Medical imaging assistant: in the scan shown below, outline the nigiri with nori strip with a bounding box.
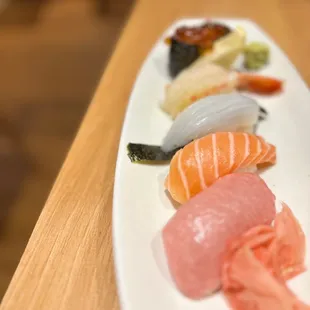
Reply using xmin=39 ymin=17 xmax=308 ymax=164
xmin=127 ymin=94 xmax=267 ymax=163
xmin=165 ymin=132 xmax=276 ymax=203
xmin=166 ymin=22 xmax=231 ymax=77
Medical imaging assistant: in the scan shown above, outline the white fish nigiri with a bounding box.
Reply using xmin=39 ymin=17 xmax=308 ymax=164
xmin=161 ymin=93 xmax=260 ymax=152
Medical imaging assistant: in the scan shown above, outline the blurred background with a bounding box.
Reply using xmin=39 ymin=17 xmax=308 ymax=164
xmin=0 ymin=0 xmax=132 ymax=300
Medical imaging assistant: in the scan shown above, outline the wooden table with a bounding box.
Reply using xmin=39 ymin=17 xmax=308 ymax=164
xmin=0 ymin=0 xmax=309 ymax=309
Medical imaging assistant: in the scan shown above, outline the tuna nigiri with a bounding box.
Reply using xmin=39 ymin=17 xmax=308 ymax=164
xmin=161 ymin=61 xmax=283 ymax=119
xmin=165 ymin=131 xmax=276 ymax=203
xmin=162 ymin=173 xmax=276 ymax=299
xmin=222 ymin=203 xmax=308 ymax=310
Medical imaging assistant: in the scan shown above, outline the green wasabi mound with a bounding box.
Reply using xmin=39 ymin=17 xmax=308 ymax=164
xmin=243 ymin=42 xmax=270 ymax=70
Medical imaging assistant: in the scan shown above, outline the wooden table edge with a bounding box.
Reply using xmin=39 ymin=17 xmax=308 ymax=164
xmin=0 ymin=1 xmax=146 ymax=309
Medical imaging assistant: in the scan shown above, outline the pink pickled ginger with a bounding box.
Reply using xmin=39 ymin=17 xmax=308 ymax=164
xmin=222 ymin=203 xmax=309 ymax=310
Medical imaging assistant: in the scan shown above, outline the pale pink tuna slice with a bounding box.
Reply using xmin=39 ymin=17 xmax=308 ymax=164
xmin=162 ymin=173 xmax=276 ymax=300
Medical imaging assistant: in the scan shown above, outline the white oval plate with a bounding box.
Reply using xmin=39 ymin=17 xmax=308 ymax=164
xmin=113 ymin=18 xmax=310 ymax=310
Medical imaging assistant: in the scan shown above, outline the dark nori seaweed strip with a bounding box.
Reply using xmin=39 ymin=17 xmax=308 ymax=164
xmin=259 ymin=106 xmax=268 ymax=116
xmin=169 ymin=39 xmax=200 ymax=78
xmin=259 ymin=106 xmax=268 ymax=121
xmin=127 ymin=143 xmax=181 ymax=163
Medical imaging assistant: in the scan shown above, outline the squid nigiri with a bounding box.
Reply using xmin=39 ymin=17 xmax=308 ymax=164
xmin=162 ymin=61 xmax=283 ymax=119
xmin=127 ymin=94 xmax=267 ymax=162
xmin=165 ymin=132 xmax=276 ymax=203
xmin=162 ymin=93 xmax=261 ymax=152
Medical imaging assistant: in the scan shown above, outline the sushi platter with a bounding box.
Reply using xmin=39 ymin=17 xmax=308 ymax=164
xmin=113 ymin=18 xmax=310 ymax=310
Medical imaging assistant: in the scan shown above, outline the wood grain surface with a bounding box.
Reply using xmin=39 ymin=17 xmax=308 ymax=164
xmin=0 ymin=0 xmax=309 ymax=309
xmin=0 ymin=0 xmax=130 ymax=303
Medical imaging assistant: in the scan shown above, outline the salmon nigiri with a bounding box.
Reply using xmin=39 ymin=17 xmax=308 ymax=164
xmin=165 ymin=132 xmax=276 ymax=203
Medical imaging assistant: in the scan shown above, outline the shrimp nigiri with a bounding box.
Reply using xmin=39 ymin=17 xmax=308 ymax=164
xmin=162 ymin=61 xmax=283 ymax=119
xmin=165 ymin=132 xmax=276 ymax=203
